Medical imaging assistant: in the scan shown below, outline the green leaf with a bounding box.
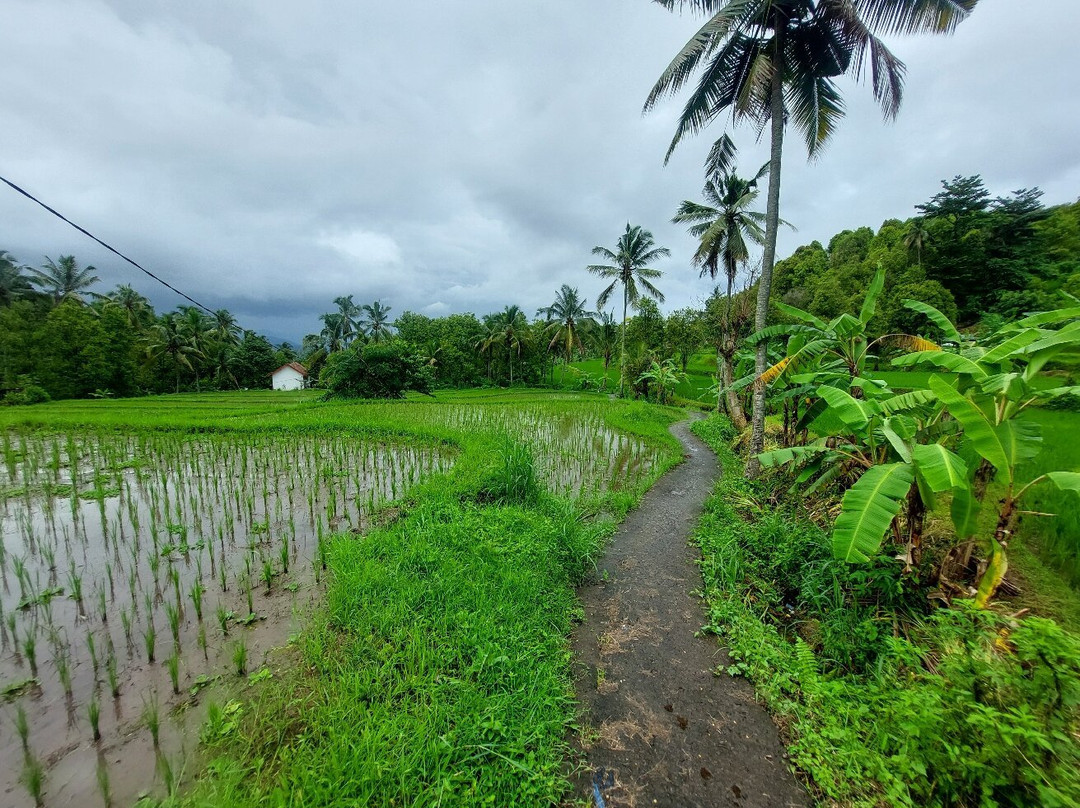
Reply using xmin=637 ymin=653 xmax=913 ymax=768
xmin=880 ymin=418 xmax=912 ymax=463
xmin=994 ymin=420 xmax=1042 ymax=469
xmin=830 ymin=313 xmax=864 ymax=339
xmin=817 ymin=385 xmax=871 ymax=432
xmin=978 ymin=329 xmax=1042 ymax=365
xmin=903 ymin=300 xmax=962 ymax=343
xmin=950 ymin=484 xmax=980 ymax=539
xmin=892 ymin=350 xmax=987 ymax=377
xmin=912 ymin=444 xmax=968 ymax=493
xmin=757 ymin=444 xmax=829 ymax=468
xmin=929 ymin=376 xmax=1011 ymax=483
xmin=859 ymin=266 xmax=886 ymax=325
xmin=1046 ymin=472 xmax=1080 ymax=494
xmin=774 ymin=301 xmax=827 ymax=330
xmin=1013 ymin=306 xmax=1080 ymax=328
xmin=877 ymin=388 xmax=936 ymax=415
xmin=832 ymin=463 xmax=915 ymax=563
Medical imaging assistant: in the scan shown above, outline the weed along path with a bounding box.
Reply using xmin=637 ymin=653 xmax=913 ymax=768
xmin=571 ymin=418 xmax=806 ymax=808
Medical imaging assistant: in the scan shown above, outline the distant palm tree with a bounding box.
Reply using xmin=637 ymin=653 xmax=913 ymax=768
xmin=479 ymin=305 xmax=529 ymax=386
xmin=333 ymin=295 xmax=362 ymax=346
xmin=28 ymin=255 xmax=101 ymax=304
xmin=210 ymin=309 xmax=242 ymax=347
xmin=145 ymin=313 xmax=201 ymax=394
xmin=587 ymin=224 xmax=668 ymax=396
xmin=673 ymin=157 xmax=767 ymax=313
xmin=538 ymin=284 xmax=597 ymax=383
xmin=105 ymin=284 xmax=153 ymax=328
xmin=177 ymin=307 xmax=212 ymax=391
xmin=360 ymin=300 xmax=393 ymax=343
xmin=593 ymin=311 xmax=619 ymax=390
xmin=319 ymin=312 xmax=347 ymax=353
xmin=904 ymin=217 xmax=931 ymax=268
xmin=646 ymin=0 xmax=978 ymax=473
xmin=0 ymin=252 xmax=33 ymax=305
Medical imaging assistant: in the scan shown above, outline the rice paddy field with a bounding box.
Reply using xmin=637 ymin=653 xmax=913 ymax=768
xmin=0 ymin=390 xmax=682 ymax=807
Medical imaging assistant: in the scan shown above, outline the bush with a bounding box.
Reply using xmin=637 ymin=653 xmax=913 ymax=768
xmin=479 ymin=439 xmax=540 ymax=505
xmin=320 ymin=340 xmax=434 ymax=399
xmin=3 ymin=381 xmax=51 ymax=406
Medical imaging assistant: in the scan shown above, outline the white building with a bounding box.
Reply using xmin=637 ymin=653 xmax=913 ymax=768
xmin=270 ymin=362 xmax=308 ymax=391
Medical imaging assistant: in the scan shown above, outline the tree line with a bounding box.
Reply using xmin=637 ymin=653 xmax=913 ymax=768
xmin=0 ymin=253 xmax=296 ymax=402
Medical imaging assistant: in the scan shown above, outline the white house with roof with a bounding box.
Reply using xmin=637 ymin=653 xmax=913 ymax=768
xmin=270 ymin=362 xmax=308 ymax=391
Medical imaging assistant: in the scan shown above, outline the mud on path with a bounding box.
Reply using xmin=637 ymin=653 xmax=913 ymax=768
xmin=571 ymin=418 xmax=807 ymax=808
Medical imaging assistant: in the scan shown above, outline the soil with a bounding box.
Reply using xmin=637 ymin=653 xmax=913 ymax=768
xmin=571 ymin=418 xmax=807 ymax=808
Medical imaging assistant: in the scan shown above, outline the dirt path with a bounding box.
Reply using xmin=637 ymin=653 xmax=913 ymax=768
xmin=571 ymin=418 xmax=807 ymax=808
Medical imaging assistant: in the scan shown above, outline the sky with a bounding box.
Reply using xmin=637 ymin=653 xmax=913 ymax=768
xmin=2 ymin=0 xmax=1078 ymax=345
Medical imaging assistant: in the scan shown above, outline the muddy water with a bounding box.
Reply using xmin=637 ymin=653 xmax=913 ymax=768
xmin=0 ymin=430 xmax=453 ymax=808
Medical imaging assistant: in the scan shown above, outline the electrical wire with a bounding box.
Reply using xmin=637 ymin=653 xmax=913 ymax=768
xmin=0 ymin=173 xmax=216 ymax=316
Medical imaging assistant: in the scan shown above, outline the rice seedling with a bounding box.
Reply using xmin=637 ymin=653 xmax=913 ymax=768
xmin=232 ymin=640 xmax=247 ymax=676
xmin=21 ymin=755 xmax=44 ymax=807
xmin=14 ymin=704 xmax=30 ymax=757
xmin=23 ymin=628 xmax=37 ymax=677
xmin=88 ymin=694 xmax=102 ymax=741
xmin=96 ymin=756 xmax=112 ymax=808
xmin=120 ymin=608 xmax=133 ymax=645
xmin=143 ymin=623 xmax=156 ymax=663
xmin=106 ymin=652 xmax=120 ymax=698
xmin=56 ymin=650 xmax=73 ymax=697
xmin=189 ymin=580 xmax=204 ymax=621
xmin=262 ymin=557 xmax=274 ymax=594
xmin=167 ymin=651 xmax=180 ymax=695
xmin=142 ymin=693 xmax=161 ymax=748
xmin=216 ymin=603 xmax=230 ymax=636
xmin=86 ymin=630 xmax=99 ymax=675
xmin=164 ymin=601 xmax=181 ymax=650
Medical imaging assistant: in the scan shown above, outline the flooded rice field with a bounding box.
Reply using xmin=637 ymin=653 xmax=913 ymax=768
xmin=0 ymin=429 xmax=453 ymax=807
xmin=0 ymin=404 xmax=662 ymax=806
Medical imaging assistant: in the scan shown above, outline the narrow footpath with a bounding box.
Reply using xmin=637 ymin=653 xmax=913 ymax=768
xmin=571 ymin=418 xmax=807 ymax=808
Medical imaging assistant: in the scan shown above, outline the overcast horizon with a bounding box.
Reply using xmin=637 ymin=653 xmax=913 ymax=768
xmin=3 ymin=0 xmax=1078 ymax=345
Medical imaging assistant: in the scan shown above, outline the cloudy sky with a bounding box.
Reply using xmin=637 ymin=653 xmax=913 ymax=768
xmin=2 ymin=0 xmax=1078 ymax=344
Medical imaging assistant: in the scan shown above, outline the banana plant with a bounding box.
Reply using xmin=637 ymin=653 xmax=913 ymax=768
xmin=758 ymin=380 xmax=960 ymax=568
xmin=894 ymin=302 xmax=1080 ymax=604
xmin=749 ymin=267 xmax=939 ymax=391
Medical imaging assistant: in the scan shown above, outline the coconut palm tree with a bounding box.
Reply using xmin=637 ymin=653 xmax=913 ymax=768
xmin=593 ymin=311 xmax=620 ymax=390
xmin=587 ymin=224 xmax=668 ymax=396
xmin=360 ymin=300 xmax=393 ymax=343
xmin=0 ymin=252 xmax=33 ymax=305
xmin=28 ymin=255 xmax=101 ymax=304
xmin=479 ymin=305 xmax=529 ymax=386
xmin=674 ymin=147 xmax=768 ymax=419
xmin=103 ymin=284 xmax=154 ymax=329
xmin=144 ymin=313 xmax=201 ymax=394
xmin=904 ymin=217 xmax=930 ymax=268
xmin=673 ymin=153 xmax=767 ymax=309
xmin=210 ymin=309 xmax=242 ymax=347
xmin=646 ymin=0 xmax=978 ymax=473
xmin=319 ymin=312 xmax=347 ymax=353
xmin=333 ymin=295 xmax=362 ymax=346
xmin=538 ymin=284 xmax=597 ymax=383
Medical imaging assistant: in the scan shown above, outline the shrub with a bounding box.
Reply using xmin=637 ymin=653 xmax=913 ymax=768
xmin=3 ymin=380 xmax=51 ymax=406
xmin=320 ymin=340 xmax=433 ymax=399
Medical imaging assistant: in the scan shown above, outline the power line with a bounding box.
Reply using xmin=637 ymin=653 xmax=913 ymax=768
xmin=0 ymin=173 xmax=217 ymax=316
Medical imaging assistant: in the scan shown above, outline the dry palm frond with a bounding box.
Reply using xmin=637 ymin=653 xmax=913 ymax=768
xmin=887 ymin=334 xmax=941 ymax=352
xmin=759 ymin=356 xmax=792 ymax=385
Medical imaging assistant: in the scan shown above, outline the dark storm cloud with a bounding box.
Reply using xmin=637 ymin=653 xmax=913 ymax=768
xmin=1 ymin=0 xmax=1077 ymax=343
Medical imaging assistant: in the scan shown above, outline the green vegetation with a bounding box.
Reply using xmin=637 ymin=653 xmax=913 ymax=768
xmin=692 ymin=415 xmax=1080 ymax=807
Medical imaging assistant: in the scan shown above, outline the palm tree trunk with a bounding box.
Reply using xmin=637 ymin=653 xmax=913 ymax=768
xmin=619 ymin=286 xmax=628 ymax=397
xmin=747 ymin=30 xmax=786 ymax=479
xmin=722 ymin=351 xmax=747 ymax=429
